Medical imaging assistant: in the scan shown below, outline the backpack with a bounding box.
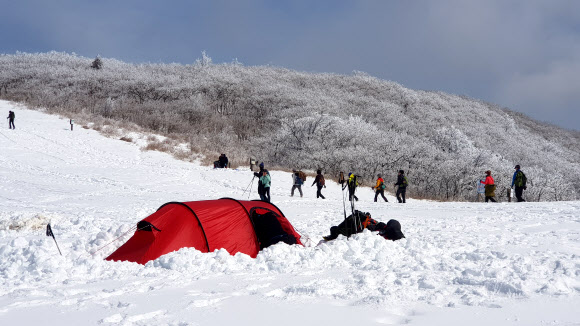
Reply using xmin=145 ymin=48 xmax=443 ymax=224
xmin=318 ymin=174 xmax=325 ymax=186
xmin=515 ymin=171 xmax=527 ymax=187
xmin=294 ymin=173 xmax=303 ymax=185
xmin=298 ymin=171 xmax=307 ymax=182
xmin=348 ymin=175 xmax=358 ymax=187
xmin=403 ymin=176 xmax=408 ymax=187
xmin=379 ymin=181 xmax=386 ymax=190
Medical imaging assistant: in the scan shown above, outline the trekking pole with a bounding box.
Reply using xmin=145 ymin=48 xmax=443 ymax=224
xmin=46 ymin=224 xmax=62 ymax=256
xmin=341 ymin=186 xmax=347 ymax=220
xmin=247 ymin=176 xmax=255 ymax=200
xmin=242 ymin=176 xmax=255 ymax=197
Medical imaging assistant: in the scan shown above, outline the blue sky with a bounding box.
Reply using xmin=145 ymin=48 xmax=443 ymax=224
xmin=1 ymin=0 xmax=579 ymax=130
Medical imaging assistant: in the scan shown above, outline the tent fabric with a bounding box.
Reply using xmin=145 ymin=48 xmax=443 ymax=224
xmin=105 ymin=198 xmax=302 ymax=264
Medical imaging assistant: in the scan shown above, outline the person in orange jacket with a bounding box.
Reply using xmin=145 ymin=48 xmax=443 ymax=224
xmin=372 ymin=174 xmax=388 ymax=202
xmin=480 ymin=170 xmax=497 ymax=202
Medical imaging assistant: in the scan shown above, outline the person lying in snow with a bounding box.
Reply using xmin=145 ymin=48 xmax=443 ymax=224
xmin=323 ymin=210 xmax=405 ymax=241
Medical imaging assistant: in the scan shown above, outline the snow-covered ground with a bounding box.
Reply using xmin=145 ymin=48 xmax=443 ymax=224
xmin=1 ymin=100 xmax=579 ymax=325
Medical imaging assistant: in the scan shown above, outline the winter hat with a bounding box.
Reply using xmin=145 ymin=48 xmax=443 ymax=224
xmin=398 ymin=170 xmax=405 ymax=174
xmin=515 ymin=165 xmax=520 ymax=169
xmin=381 ymin=219 xmax=405 ymax=241
xmin=259 ymin=162 xmax=264 ymax=168
xmin=377 ymin=174 xmax=382 ymax=178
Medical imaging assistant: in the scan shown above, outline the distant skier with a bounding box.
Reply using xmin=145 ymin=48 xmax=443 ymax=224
xmin=511 ymin=165 xmax=527 ymax=202
xmin=372 ymin=174 xmax=388 ymax=202
xmin=69 ymin=118 xmax=74 ymax=131
xmin=480 ymin=170 xmax=497 ymax=202
xmin=7 ymin=111 xmax=15 ymax=129
xmin=394 ymin=170 xmax=408 ymax=203
xmin=312 ymin=169 xmax=326 ymax=199
xmin=291 ymin=169 xmax=303 ymax=197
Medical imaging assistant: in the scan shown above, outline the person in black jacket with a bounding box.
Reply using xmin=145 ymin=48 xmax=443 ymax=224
xmin=394 ymin=170 xmax=408 ymax=203
xmin=311 ymin=169 xmax=326 ymax=199
xmin=218 ymin=154 xmax=229 ymax=168
xmin=7 ymin=111 xmax=15 ymax=129
xmin=323 ymin=211 xmax=405 ymax=241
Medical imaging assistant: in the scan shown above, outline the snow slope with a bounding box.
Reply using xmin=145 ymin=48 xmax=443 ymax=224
xmin=0 ymin=100 xmax=579 ymax=325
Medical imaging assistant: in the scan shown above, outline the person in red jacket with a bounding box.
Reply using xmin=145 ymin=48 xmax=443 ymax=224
xmin=480 ymin=170 xmax=497 ymax=202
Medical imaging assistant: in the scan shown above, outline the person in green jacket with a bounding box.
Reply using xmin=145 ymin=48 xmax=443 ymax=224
xmin=260 ymin=170 xmax=271 ymax=203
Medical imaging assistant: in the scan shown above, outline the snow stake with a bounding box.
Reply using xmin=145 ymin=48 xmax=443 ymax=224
xmin=46 ymin=223 xmax=62 ymax=256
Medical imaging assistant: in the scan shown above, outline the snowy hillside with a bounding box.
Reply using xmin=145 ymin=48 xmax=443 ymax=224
xmin=1 ymin=52 xmax=579 ymax=202
xmin=1 ymin=100 xmax=579 ymax=325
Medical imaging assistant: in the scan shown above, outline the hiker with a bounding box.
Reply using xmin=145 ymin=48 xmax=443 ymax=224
xmin=394 ymin=170 xmax=408 ymax=203
xmin=291 ymin=169 xmax=304 ymax=197
xmin=7 ymin=111 xmax=15 ymax=129
xmin=260 ymin=169 xmax=271 ymax=202
xmin=218 ymin=154 xmax=229 ymax=168
xmin=214 ymin=154 xmax=228 ymax=168
xmin=511 ymin=165 xmax=527 ymax=202
xmin=253 ymin=162 xmax=267 ymax=200
xmin=249 ymin=157 xmax=257 ymax=171
xmin=323 ymin=210 xmax=405 ymax=241
xmin=372 ymin=174 xmax=388 ymax=202
xmin=312 ymin=169 xmax=326 ymax=199
xmin=69 ymin=118 xmax=74 ymax=131
xmin=480 ymin=170 xmax=497 ymax=202
xmin=338 ymin=172 xmax=346 ymax=186
xmin=343 ymin=173 xmax=359 ymax=201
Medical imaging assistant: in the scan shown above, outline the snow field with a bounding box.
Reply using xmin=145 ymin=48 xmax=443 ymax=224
xmin=0 ymin=101 xmax=579 ymax=325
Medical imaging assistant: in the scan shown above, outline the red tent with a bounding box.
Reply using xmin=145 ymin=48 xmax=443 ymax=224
xmin=106 ymin=198 xmax=302 ymax=264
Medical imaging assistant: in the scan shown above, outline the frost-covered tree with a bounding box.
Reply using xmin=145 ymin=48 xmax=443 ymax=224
xmin=91 ymin=56 xmax=102 ymax=70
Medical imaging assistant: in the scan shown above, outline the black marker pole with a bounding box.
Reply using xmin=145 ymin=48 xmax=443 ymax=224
xmin=46 ymin=224 xmax=62 ymax=256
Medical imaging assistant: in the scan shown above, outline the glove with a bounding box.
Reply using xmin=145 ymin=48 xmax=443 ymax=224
xmin=523 ymin=186 xmax=527 ymax=190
